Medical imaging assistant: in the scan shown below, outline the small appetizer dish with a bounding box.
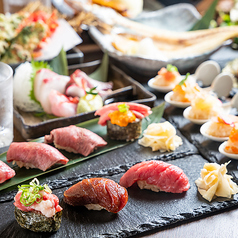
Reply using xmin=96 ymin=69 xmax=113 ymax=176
xmin=64 ymin=178 xmax=128 ymax=213
xmin=148 ymin=64 xmax=182 ymax=93
xmin=14 ymin=178 xmax=63 ymax=232
xmin=138 ymin=121 xmax=183 ymax=152
xmin=95 ymin=102 xmax=152 ymax=141
xmin=164 ymin=73 xmax=201 ymax=108
xmin=183 ymin=92 xmax=225 ymax=125
xmin=219 ymin=126 xmax=238 ymax=159
xmin=195 ymin=162 xmax=238 ymax=202
xmin=119 ymin=160 xmax=190 ymax=193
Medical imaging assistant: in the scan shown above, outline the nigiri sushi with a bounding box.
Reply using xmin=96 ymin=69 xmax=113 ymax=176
xmin=7 ymin=142 xmax=69 ymax=171
xmin=119 ymin=160 xmax=190 ymax=193
xmin=64 ymin=178 xmax=128 ymax=213
xmin=14 ymin=178 xmax=63 ymax=232
xmin=152 ymin=64 xmax=181 ymax=87
xmin=44 ymin=125 xmax=107 ymax=156
xmin=0 ymin=160 xmax=15 ymax=184
xmin=95 ymin=102 xmax=152 ymax=141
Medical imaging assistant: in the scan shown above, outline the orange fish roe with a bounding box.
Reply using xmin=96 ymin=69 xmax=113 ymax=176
xmin=158 ymin=67 xmax=179 ymax=82
xmin=225 ymin=127 xmax=238 ymax=154
xmin=108 ymin=110 xmax=136 ymax=127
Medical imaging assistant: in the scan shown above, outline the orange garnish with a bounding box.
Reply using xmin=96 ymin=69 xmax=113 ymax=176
xmin=108 ymin=110 xmax=136 ymax=127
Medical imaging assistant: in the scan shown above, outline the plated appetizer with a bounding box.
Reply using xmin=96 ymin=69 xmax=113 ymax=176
xmin=64 ymin=178 xmax=128 ymax=213
xmin=119 ymin=160 xmax=190 ymax=193
xmin=95 ymin=102 xmax=152 ymax=141
xmin=44 ymin=125 xmax=107 ymax=156
xmin=14 ymin=178 xmax=63 ymax=232
xmin=0 ymin=160 xmax=15 ymax=184
xmin=224 ymin=126 xmax=238 ymax=154
xmin=13 ymin=61 xmax=112 ymax=117
xmin=200 ymin=115 xmax=238 ymax=141
xmin=183 ymin=91 xmax=224 ymax=124
xmin=195 ymin=162 xmax=238 ymax=202
xmin=7 ymin=142 xmax=69 ymax=171
xmin=138 ymin=121 xmax=182 ymax=152
xmin=151 ymin=64 xmax=181 ymax=87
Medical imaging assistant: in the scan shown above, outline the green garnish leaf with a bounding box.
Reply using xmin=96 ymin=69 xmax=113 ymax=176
xmin=178 ymin=72 xmax=190 ymax=86
xmin=166 ymin=64 xmax=178 ymax=72
xmin=86 ymin=86 xmax=98 ymax=95
xmin=118 ymin=104 xmax=129 ymax=113
xmin=18 ymin=178 xmax=51 ymax=207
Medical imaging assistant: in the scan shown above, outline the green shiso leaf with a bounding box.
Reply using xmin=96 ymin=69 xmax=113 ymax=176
xmin=178 ymin=73 xmax=190 ymax=86
xmin=190 ymin=0 xmax=219 ymax=31
xmin=0 ymin=103 xmax=165 ymax=192
xmin=89 ymin=52 xmax=109 ymax=82
xmin=166 ymin=64 xmax=178 ymax=72
xmin=49 ymin=48 xmax=68 ymax=76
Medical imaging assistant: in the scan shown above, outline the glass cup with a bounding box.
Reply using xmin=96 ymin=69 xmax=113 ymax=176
xmin=0 ymin=63 xmax=13 ymax=148
xmin=3 ymin=0 xmax=51 ymax=13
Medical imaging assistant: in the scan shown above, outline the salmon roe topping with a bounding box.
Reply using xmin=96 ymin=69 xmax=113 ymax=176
xmin=108 ymin=110 xmax=136 ymax=127
xmin=158 ymin=67 xmax=179 ymax=82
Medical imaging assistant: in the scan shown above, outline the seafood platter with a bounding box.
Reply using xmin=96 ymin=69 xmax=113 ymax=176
xmin=2 ymin=1 xmax=238 ymax=238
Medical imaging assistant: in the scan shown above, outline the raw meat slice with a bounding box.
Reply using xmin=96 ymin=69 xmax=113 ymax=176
xmin=119 ymin=160 xmax=190 ymax=193
xmin=7 ymin=142 xmax=69 ymax=171
xmin=0 ymin=160 xmax=15 ymax=183
xmin=44 ymin=125 xmax=107 ymax=156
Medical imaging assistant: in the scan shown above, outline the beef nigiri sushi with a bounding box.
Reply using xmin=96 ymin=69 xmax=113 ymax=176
xmin=64 ymin=178 xmax=128 ymax=213
xmin=120 ymin=160 xmax=190 ymax=193
xmin=0 ymin=160 xmax=15 ymax=184
xmin=95 ymin=102 xmax=152 ymax=141
xmin=14 ymin=178 xmax=63 ymax=232
xmin=7 ymin=142 xmax=69 ymax=171
xmin=44 ymin=125 xmax=107 ymax=156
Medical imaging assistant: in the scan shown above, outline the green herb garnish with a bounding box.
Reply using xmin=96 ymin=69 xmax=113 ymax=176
xmin=178 ymin=73 xmax=190 ymax=86
xmin=86 ymin=86 xmax=98 ymax=95
xmin=118 ymin=104 xmax=129 ymax=113
xmin=166 ymin=64 xmax=178 ymax=72
xmin=18 ymin=178 xmax=51 ymax=207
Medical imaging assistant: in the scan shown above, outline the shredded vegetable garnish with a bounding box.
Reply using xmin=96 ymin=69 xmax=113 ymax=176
xmin=166 ymin=64 xmax=178 ymax=72
xmin=18 ymin=178 xmax=51 ymax=207
xmin=118 ymin=103 xmax=129 ymax=113
xmin=178 ymin=72 xmax=190 ymax=86
xmin=86 ymin=86 xmax=98 ymax=95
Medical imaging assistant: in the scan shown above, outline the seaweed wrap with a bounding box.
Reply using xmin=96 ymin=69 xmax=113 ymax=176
xmin=14 ymin=178 xmax=63 ymax=232
xmin=95 ymin=102 xmax=152 ymax=141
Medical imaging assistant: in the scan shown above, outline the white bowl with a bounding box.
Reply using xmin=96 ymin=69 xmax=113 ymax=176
xmin=219 ymin=142 xmax=238 ymax=160
xmin=183 ymin=106 xmax=208 ymax=125
xmin=164 ymin=91 xmax=191 ymax=108
xmin=200 ymin=121 xmax=229 ymax=142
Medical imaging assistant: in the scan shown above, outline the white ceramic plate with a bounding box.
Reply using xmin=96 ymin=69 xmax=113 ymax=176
xmin=164 ymin=91 xmax=191 ymax=108
xmin=148 ymin=77 xmax=176 ymax=93
xmin=219 ymin=141 xmax=238 ymax=160
xmin=200 ymin=121 xmax=229 ymax=142
xmin=183 ymin=106 xmax=208 ymax=125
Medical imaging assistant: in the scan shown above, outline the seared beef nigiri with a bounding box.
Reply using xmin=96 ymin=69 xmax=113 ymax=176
xmin=64 ymin=178 xmax=128 ymax=213
xmin=44 ymin=125 xmax=107 ymax=156
xmin=7 ymin=142 xmax=69 ymax=171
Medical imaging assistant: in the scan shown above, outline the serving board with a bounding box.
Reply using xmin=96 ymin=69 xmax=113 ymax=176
xmin=1 ymin=117 xmax=238 ymax=237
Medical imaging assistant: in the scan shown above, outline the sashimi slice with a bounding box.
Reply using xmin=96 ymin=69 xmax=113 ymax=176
xmin=64 ymin=178 xmax=128 ymax=213
xmin=44 ymin=125 xmax=107 ymax=156
xmin=0 ymin=160 xmax=15 ymax=184
xmin=7 ymin=142 xmax=69 ymax=171
xmin=119 ymin=160 xmax=190 ymax=193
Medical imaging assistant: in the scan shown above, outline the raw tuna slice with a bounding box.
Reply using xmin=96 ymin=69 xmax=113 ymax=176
xmin=0 ymin=160 xmax=15 ymax=184
xmin=119 ymin=160 xmax=190 ymax=193
xmin=44 ymin=125 xmax=107 ymax=156
xmin=95 ymin=102 xmax=152 ymax=126
xmin=64 ymin=178 xmax=128 ymax=213
xmin=7 ymin=142 xmax=69 ymax=171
